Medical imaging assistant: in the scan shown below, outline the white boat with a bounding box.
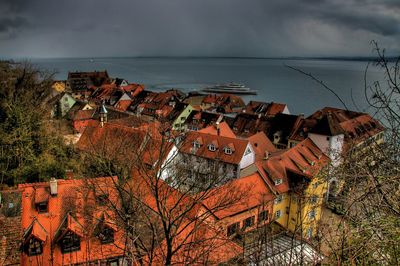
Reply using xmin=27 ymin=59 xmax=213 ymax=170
xmin=202 ymin=82 xmax=257 ymax=95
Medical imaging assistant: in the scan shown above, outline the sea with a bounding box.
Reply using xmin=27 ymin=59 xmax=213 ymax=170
xmin=29 ymin=57 xmax=385 ymax=116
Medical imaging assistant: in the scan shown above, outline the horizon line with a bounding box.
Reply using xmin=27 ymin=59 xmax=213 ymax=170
xmin=1 ymin=55 xmax=398 ymax=62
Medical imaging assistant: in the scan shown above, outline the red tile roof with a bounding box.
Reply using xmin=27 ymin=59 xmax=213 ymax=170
xmin=130 ymin=173 xmax=242 ymax=265
xmin=114 ymin=99 xmax=132 ymax=112
xmin=18 ymin=177 xmax=125 ymax=265
xmin=202 ymin=172 xmax=274 ymax=219
xmin=198 ymin=121 xmax=236 ymax=138
xmin=77 ymin=120 xmax=171 ymax=170
xmin=289 ymin=107 xmax=384 ymax=147
xmin=71 ymin=109 xmax=96 ymax=121
xmin=262 ymin=138 xmax=329 ymax=193
xmin=266 ymin=102 xmax=287 ymax=116
xmin=202 ymin=94 xmax=245 ymax=113
xmin=180 ymin=131 xmax=250 ymax=165
xmin=0 ymin=209 xmax=21 ymax=265
xmin=247 ymin=131 xmax=277 ymax=161
xmin=244 ymin=101 xmax=288 ymax=116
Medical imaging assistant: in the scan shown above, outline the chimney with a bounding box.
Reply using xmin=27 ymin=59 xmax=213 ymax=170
xmin=264 ymin=151 xmax=270 ymax=160
xmin=65 ymin=169 xmax=73 ymax=180
xmin=50 ymin=178 xmax=58 ymax=196
xmin=99 ymin=101 xmax=108 ymax=127
xmin=216 ymin=122 xmax=220 ymax=136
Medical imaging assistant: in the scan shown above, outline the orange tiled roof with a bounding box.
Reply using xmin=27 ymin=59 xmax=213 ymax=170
xmin=262 ymin=138 xmax=329 ymax=193
xmin=266 ymin=102 xmax=287 ymax=116
xmin=180 ymin=131 xmax=249 ymax=165
xmin=247 ymin=131 xmax=277 ymax=161
xmin=114 ymin=99 xmax=132 ymax=112
xmin=198 ymin=121 xmax=236 ymax=138
xmin=289 ymin=107 xmax=384 ymax=146
xmin=18 ymin=177 xmax=125 ymax=265
xmin=130 ymin=173 xmax=242 ymax=265
xmin=202 ymin=172 xmax=274 ymax=219
xmin=0 ymin=216 xmax=21 ymax=265
xmin=71 ymin=109 xmax=96 ymax=121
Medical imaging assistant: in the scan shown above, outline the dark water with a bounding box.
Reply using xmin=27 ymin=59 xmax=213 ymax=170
xmin=30 ymin=57 xmax=384 ymax=116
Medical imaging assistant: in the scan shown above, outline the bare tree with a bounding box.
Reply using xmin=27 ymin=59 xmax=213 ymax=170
xmin=288 ymin=42 xmax=400 ymax=265
xmin=77 ymin=119 xmax=247 ymax=265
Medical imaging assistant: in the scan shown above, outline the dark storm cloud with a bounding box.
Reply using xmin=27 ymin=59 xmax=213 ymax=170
xmin=0 ymin=17 xmax=28 ymax=35
xmin=293 ymin=0 xmax=400 ymax=36
xmin=0 ymin=0 xmax=398 ymax=57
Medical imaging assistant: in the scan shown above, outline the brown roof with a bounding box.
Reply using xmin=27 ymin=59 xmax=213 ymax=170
xmin=71 ymin=109 xmax=96 ymax=121
xmin=114 ymin=99 xmax=132 ymax=112
xmin=289 ymin=107 xmax=384 ymax=145
xmin=245 ymin=101 xmax=288 ymax=116
xmin=266 ymin=102 xmax=287 ymax=116
xmin=202 ymin=94 xmax=245 ymax=113
xmin=0 ymin=190 xmax=22 ymax=265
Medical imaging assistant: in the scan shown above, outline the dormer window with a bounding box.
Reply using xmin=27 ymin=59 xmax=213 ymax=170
xmin=96 ymin=194 xmax=108 ymax=206
xmin=274 ymin=179 xmax=283 ymax=186
xmin=36 ymin=201 xmax=48 ymax=213
xmin=25 ymin=237 xmax=43 ymax=256
xmin=274 ymin=195 xmax=283 ymax=204
xmin=223 ymin=147 xmax=233 ymax=155
xmin=61 ymin=231 xmax=81 ymax=253
xmin=208 ymin=144 xmax=216 ymax=151
xmin=98 ymin=226 xmax=114 ymax=244
xmin=193 ymin=141 xmax=200 ymax=149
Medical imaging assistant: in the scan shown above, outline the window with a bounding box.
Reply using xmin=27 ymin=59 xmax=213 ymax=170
xmin=244 ymin=147 xmax=252 ymax=155
xmin=61 ymin=231 xmax=81 ymax=253
xmin=258 ymin=210 xmax=268 ymax=223
xmin=274 ymin=195 xmax=282 ymax=205
xmin=193 ymin=141 xmax=200 ymax=149
xmin=97 ymin=194 xmax=109 ymax=206
xmin=308 ymin=209 xmax=316 ymax=219
xmin=326 ymin=136 xmax=330 ymax=141
xmin=275 ymin=210 xmax=281 ymax=219
xmin=36 ymin=202 xmax=48 ymax=213
xmin=312 ymin=181 xmax=319 ymax=189
xmin=310 ymin=195 xmax=318 ymax=204
xmin=223 ymin=147 xmax=232 ymax=155
xmin=306 ymin=227 xmax=313 ymax=239
xmin=107 ymin=259 xmax=120 ymax=266
xmin=98 ymin=226 xmax=114 ymax=244
xmin=26 ymin=237 xmax=43 ymax=256
xmin=208 ymin=144 xmax=216 ymax=151
xmin=227 ymin=222 xmax=240 ymax=236
xmin=242 ymin=216 xmax=255 ymax=229
xmin=274 ymin=178 xmax=283 ymax=186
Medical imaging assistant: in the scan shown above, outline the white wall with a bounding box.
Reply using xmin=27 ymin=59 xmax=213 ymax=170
xmin=308 ymin=133 xmax=344 ymax=166
xmin=159 ymin=145 xmax=179 ymax=181
xmin=282 ymin=105 xmax=290 ymax=115
xmin=239 ymin=143 xmax=255 ymax=170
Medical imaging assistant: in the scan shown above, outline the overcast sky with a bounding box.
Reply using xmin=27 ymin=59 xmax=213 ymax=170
xmin=0 ymin=0 xmax=399 ymax=58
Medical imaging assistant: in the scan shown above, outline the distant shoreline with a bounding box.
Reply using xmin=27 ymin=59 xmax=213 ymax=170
xmin=2 ymin=56 xmax=398 ymax=62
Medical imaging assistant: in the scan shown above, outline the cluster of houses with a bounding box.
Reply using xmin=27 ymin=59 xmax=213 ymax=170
xmin=0 ymin=71 xmax=384 ymax=265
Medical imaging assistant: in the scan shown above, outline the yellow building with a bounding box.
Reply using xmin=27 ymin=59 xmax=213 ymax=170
xmin=51 ymin=80 xmax=66 ymax=93
xmin=258 ymin=138 xmax=329 ymax=238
